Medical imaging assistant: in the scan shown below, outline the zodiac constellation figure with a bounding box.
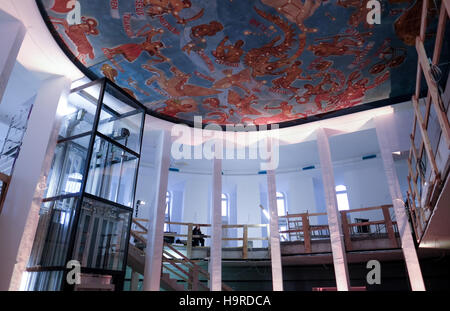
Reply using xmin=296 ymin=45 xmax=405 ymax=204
xmin=307 ymin=57 xmax=334 ymax=72
xmin=369 ymin=40 xmax=407 ymax=74
xmin=212 ymin=68 xmax=253 ymax=94
xmin=308 ymin=31 xmax=372 ymax=61
xmin=50 ymin=0 xmax=77 ymax=14
xmin=271 ymin=60 xmax=311 ymax=95
xmin=156 ymin=98 xmax=198 ymax=117
xmin=50 ymin=16 xmax=99 ymax=65
xmin=101 ymin=63 xmax=118 ymax=82
xmin=328 ymin=70 xmax=390 ymax=110
xmin=202 ymin=98 xmax=228 ymax=110
xmin=242 ymin=101 xmax=307 ymax=125
xmin=296 ymin=72 xmax=340 ymax=110
xmin=244 ymin=7 xmax=300 ymax=78
xmin=211 ymin=36 xmax=245 ymax=65
xmin=182 ymin=21 xmax=224 ymax=55
xmin=203 ymin=111 xmax=231 ymax=124
xmin=144 ymin=0 xmax=204 ymax=24
xmin=261 ymin=0 xmax=323 ymax=33
xmin=102 ymin=25 xmax=167 ymax=72
xmin=227 ymin=90 xmax=262 ymax=116
xmin=143 ymin=63 xmax=222 ymax=97
xmin=336 ymin=0 xmax=374 ymax=28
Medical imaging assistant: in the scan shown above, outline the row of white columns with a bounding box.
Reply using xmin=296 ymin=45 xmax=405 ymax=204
xmin=142 ymin=125 xmax=425 ymax=291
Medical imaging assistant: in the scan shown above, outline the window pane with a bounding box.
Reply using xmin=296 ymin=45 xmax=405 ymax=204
xmin=27 ymin=196 xmax=79 ymax=268
xmin=222 ymin=200 xmax=227 ymax=216
xmin=22 ymin=270 xmax=65 ymax=291
xmin=59 ymin=83 xmax=101 ymax=139
xmin=44 ymin=136 xmax=90 ymax=199
xmin=99 ymin=84 xmax=144 ymax=153
xmin=335 ymin=185 xmax=347 ymax=192
xmin=165 ymin=192 xmax=170 ymax=215
xmin=98 ymin=110 xmax=144 ymax=153
xmin=85 ymin=135 xmax=138 ymax=207
xmin=336 ymin=193 xmax=350 ymax=211
xmin=277 ymin=195 xmax=286 ymax=216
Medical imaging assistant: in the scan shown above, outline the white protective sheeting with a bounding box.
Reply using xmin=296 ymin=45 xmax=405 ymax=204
xmin=267 ymin=162 xmax=284 ymax=291
xmin=374 ymin=116 xmax=426 ymax=291
xmin=0 ymin=76 xmax=70 ymax=291
xmin=209 ymin=156 xmax=223 ymax=291
xmin=316 ymin=128 xmax=350 ymax=291
xmin=143 ymin=130 xmax=171 ymax=291
xmin=0 ymin=10 xmax=26 ymax=104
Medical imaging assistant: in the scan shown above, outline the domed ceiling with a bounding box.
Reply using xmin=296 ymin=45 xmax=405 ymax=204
xmin=37 ymin=0 xmax=446 ymax=126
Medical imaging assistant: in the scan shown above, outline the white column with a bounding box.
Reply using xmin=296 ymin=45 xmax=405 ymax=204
xmin=130 ymin=271 xmax=140 ymax=291
xmin=143 ymin=130 xmax=171 ymax=291
xmin=374 ymin=116 xmax=426 ymax=291
xmin=267 ymin=169 xmax=283 ymax=291
xmin=0 ymin=76 xmax=71 ymax=291
xmin=209 ymin=156 xmax=222 ymax=291
xmin=0 ymin=10 xmax=26 ymax=103
xmin=316 ymin=128 xmax=350 ymax=291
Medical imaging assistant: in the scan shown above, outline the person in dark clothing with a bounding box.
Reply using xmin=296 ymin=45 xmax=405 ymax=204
xmin=192 ymin=225 xmax=205 ymax=247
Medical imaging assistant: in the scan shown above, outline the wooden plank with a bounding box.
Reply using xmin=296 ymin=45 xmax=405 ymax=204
xmin=348 ymin=220 xmax=385 ymax=227
xmin=166 ymin=221 xmax=211 ymax=227
xmin=445 ymin=0 xmax=450 ymax=17
xmin=344 ymin=205 xmax=392 ymax=214
xmin=302 ymin=214 xmax=311 ymax=253
xmin=419 ymin=0 xmax=429 ymax=40
xmin=412 ymin=96 xmax=441 ymax=180
xmin=243 ymin=225 xmax=248 ymax=259
xmin=382 ymin=205 xmax=398 ymax=248
xmin=133 ymin=218 xmax=149 ymax=222
xmin=416 ymin=40 xmax=450 ymax=147
xmin=187 ymin=223 xmax=193 ymax=259
xmin=340 ymin=211 xmax=352 ymax=251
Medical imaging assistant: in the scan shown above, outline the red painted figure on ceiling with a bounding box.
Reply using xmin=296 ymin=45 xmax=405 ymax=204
xmin=50 ymin=16 xmax=99 ymax=65
xmin=103 ymin=25 xmax=167 ymax=72
xmin=242 ymin=101 xmax=307 ymax=125
xmin=50 ymin=0 xmax=77 ymax=14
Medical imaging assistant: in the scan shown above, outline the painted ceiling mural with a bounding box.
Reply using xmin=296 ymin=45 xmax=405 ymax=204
xmin=37 ymin=0 xmax=445 ymax=126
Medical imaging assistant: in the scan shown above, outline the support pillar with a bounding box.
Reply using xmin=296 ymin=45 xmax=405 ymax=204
xmin=0 ymin=10 xmax=26 ymax=104
xmin=267 ymin=168 xmax=283 ymax=291
xmin=0 ymin=76 xmax=71 ymax=291
xmin=316 ymin=128 xmax=350 ymax=291
xmin=374 ymin=116 xmax=426 ymax=291
xmin=143 ymin=130 xmax=171 ymax=291
xmin=130 ymin=271 xmax=140 ymax=291
xmin=209 ymin=156 xmax=222 ymax=291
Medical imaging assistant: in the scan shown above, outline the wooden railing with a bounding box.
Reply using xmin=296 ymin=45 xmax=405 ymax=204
xmin=278 ymin=205 xmax=399 ymax=252
xmin=0 ymin=172 xmax=11 ymax=214
xmin=340 ymin=205 xmax=398 ymax=251
xmin=222 ymin=224 xmax=269 ymax=259
xmin=407 ymin=0 xmax=450 ymax=242
xmin=278 ymin=212 xmax=328 ymax=253
xmin=130 ymin=218 xmax=233 ymax=291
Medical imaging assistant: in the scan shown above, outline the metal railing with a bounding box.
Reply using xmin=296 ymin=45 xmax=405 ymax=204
xmin=130 ymin=218 xmax=233 ymax=291
xmin=278 ymin=205 xmax=398 ymax=252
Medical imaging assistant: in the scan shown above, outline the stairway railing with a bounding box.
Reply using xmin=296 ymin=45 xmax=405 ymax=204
xmin=130 ymin=218 xmax=233 ymax=291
